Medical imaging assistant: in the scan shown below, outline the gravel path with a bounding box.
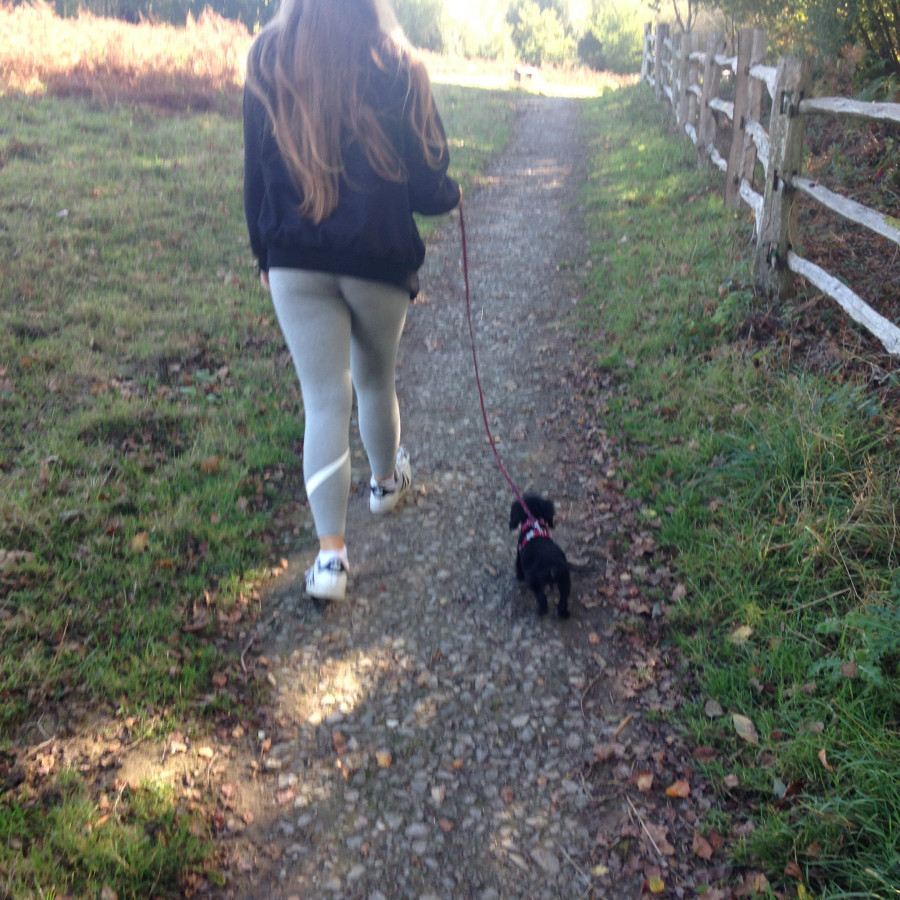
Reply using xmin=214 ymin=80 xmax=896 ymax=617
xmin=223 ymin=93 xmax=639 ymax=900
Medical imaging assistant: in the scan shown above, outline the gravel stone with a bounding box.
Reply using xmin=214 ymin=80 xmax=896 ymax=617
xmin=228 ymin=95 xmax=609 ymax=899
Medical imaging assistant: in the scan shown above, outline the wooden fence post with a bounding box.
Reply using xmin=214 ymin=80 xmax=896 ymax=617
xmin=686 ymin=32 xmax=703 ymax=132
xmin=641 ymin=22 xmax=653 ymax=83
xmin=697 ymin=32 xmax=726 ymax=166
xmin=740 ymin=29 xmax=767 ymax=186
xmin=725 ymin=28 xmax=767 ymax=209
xmin=755 ymin=55 xmax=811 ymax=297
xmin=677 ymin=32 xmax=692 ymax=130
xmin=655 ymin=23 xmax=669 ymax=103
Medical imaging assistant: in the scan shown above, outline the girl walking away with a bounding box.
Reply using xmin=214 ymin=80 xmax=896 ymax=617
xmin=243 ymin=0 xmax=461 ymax=601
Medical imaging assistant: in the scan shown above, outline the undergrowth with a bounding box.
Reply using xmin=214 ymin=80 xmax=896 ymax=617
xmin=578 ymin=84 xmax=899 ymax=898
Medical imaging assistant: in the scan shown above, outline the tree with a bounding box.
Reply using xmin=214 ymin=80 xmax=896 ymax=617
xmin=585 ymin=0 xmax=646 ymax=72
xmin=393 ymin=0 xmax=446 ymax=51
xmin=648 ymin=0 xmax=695 ymax=32
xmin=836 ymin=0 xmax=900 ymax=74
xmin=700 ymin=0 xmax=900 ymax=74
xmin=441 ymin=0 xmax=515 ymax=59
xmin=578 ymin=29 xmax=604 ymax=68
xmin=510 ymin=0 xmax=576 ymax=65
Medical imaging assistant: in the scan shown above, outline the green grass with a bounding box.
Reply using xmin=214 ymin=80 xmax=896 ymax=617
xmin=3 ymin=771 xmax=211 ymax=899
xmin=5 ymin=71 xmax=897 ymax=900
xmin=577 ymin=85 xmax=899 ymax=898
xmin=0 ymin=85 xmax=514 ymax=898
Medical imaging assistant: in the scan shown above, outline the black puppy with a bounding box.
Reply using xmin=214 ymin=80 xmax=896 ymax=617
xmin=509 ymin=493 xmax=571 ymax=619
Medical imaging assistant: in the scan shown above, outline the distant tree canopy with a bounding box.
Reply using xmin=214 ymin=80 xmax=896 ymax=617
xmin=52 ymin=0 xmax=275 ymax=29
xmin=394 ymin=0 xmax=650 ymax=72
xmin=657 ymin=0 xmax=900 ymax=74
xmin=46 ymin=0 xmax=900 ymax=75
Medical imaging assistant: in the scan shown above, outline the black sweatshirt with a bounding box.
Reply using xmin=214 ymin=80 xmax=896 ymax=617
xmin=242 ymin=43 xmax=461 ymax=296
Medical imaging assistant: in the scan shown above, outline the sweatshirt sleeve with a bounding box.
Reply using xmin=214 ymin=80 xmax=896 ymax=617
xmin=404 ymin=106 xmax=461 ymax=216
xmin=242 ymin=84 xmax=270 ymax=271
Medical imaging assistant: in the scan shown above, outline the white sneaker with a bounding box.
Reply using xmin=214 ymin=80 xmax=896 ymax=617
xmin=370 ymin=446 xmax=412 ymax=515
xmin=305 ymin=554 xmax=348 ymax=601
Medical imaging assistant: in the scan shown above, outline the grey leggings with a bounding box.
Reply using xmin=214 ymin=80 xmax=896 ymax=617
xmin=268 ymin=269 xmax=409 ymax=539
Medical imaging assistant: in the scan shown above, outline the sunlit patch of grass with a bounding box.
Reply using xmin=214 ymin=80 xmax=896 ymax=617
xmin=0 ymin=770 xmax=211 ymax=899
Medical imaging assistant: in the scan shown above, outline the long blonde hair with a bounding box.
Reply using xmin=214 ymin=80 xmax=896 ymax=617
xmin=246 ymin=0 xmax=447 ymax=224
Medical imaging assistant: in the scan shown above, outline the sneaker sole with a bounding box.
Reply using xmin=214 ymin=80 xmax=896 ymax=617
xmin=369 ymin=489 xmax=409 ymax=515
xmin=305 ymin=568 xmax=347 ymax=602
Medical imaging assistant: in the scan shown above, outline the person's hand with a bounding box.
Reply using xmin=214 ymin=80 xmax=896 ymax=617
xmin=260 ymin=270 xmax=270 ymax=292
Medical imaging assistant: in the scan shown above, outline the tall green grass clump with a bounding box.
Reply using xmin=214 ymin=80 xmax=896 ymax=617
xmin=578 ymin=84 xmax=899 ymax=898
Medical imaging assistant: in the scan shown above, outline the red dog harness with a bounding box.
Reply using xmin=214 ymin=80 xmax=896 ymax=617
xmin=518 ymin=518 xmax=552 ymax=553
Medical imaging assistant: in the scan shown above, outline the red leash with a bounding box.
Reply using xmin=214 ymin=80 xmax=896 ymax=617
xmin=458 ymin=204 xmax=536 ymax=524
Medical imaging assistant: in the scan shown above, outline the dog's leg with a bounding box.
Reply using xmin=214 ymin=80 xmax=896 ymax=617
xmin=515 ymin=552 xmax=524 ymax=582
xmin=531 ymin=582 xmax=549 ymax=616
xmin=557 ymin=569 xmax=571 ymax=619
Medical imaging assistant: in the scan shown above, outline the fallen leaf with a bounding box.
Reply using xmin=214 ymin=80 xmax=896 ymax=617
xmin=692 ymin=831 xmax=714 ymax=860
xmin=200 ymin=456 xmax=221 ymax=475
xmin=747 ymin=872 xmax=770 ymax=893
xmin=646 ymin=875 xmax=665 ymax=893
xmin=438 ymin=818 xmax=454 ymax=833
xmin=665 ymin=780 xmax=690 ymax=798
xmin=704 ymin=699 xmax=724 ymax=718
xmin=197 ymin=746 xmax=215 ymax=759
xmin=841 ymin=661 xmax=858 ymax=678
xmin=732 ymin=713 xmax=759 ymax=745
xmin=130 ymin=532 xmax=149 ymax=553
xmin=723 ymin=773 xmax=740 ymax=789
xmin=785 ymin=861 xmax=802 ymax=880
xmin=375 ymin=750 xmax=392 ymax=769
xmin=500 ymin=786 xmax=515 ymax=804
xmin=211 ymin=672 xmax=228 ymax=688
xmin=332 ymin=732 xmax=347 ymax=755
xmin=643 ymin=823 xmax=675 ymax=855
xmin=591 ymin=863 xmax=610 ymax=876
xmin=635 ymin=771 xmax=654 ymax=792
xmin=588 ymin=632 xmax=602 ymax=645
xmin=594 ymin=742 xmax=619 ymax=762
xmin=818 ymin=748 xmax=834 ymax=772
xmin=728 ymin=625 xmax=753 ymax=645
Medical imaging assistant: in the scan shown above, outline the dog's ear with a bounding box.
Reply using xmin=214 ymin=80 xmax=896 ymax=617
xmin=543 ymin=498 xmax=556 ymax=528
xmin=509 ymin=500 xmax=525 ymax=529
xmin=524 ymin=494 xmax=555 ymax=527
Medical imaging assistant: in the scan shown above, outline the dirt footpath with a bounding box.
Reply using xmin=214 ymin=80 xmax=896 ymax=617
xmin=210 ymin=92 xmax=707 ymax=900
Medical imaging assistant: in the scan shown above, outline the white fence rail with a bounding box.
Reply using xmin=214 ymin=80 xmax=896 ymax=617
xmin=641 ymin=23 xmax=900 ymax=357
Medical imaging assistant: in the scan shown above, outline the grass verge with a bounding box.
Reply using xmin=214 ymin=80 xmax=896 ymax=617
xmin=577 ymin=84 xmax=899 ymax=899
xmin=0 ymin=83 xmax=514 ymax=898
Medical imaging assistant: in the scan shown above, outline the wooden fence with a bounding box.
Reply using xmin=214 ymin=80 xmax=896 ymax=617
xmin=641 ymin=23 xmax=900 ymax=357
